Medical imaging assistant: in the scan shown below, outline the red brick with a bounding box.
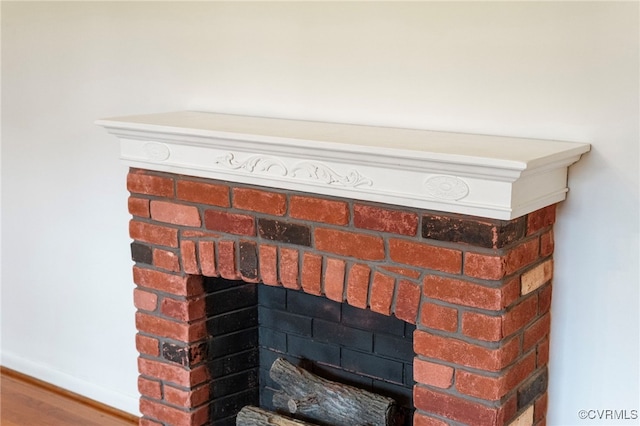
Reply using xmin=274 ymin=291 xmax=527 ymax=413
xmin=290 ymin=196 xmax=349 ymax=225
xmin=181 ymin=230 xmax=221 ymax=239
xmin=150 ymin=201 xmax=201 ymax=227
xmin=164 ymin=383 xmax=211 ymax=408
xmin=136 ymin=334 xmax=160 ymax=357
xmin=204 ymin=210 xmax=255 ymax=236
xmin=134 ymin=288 xmax=158 ymax=312
xmin=395 ymin=280 xmax=420 ymax=324
xmin=133 ymin=267 xmax=203 ymax=297
xmin=198 ymin=241 xmax=216 ymax=277
xmin=414 ymin=386 xmax=501 ymax=426
xmin=505 ymin=239 xmax=539 ymax=275
xmin=138 ymin=358 xmax=209 ymax=388
xmin=502 ymin=395 xmax=519 ymax=426
xmin=503 ymin=296 xmax=538 ymax=336
xmin=413 ymin=412 xmax=448 ymax=426
xmin=301 ymin=253 xmax=322 ymax=296
xmin=153 ymin=249 xmax=181 ymax=272
xmin=135 ymin=312 xmax=206 ymax=342
xmin=535 ymin=392 xmax=548 ymax=422
xmin=217 ymin=240 xmax=239 ymax=280
xmin=346 ymin=264 xmax=371 ymax=309
xmin=503 ymin=277 xmax=523 ymax=308
xmin=233 ymin=188 xmax=286 ymax=215
xmin=177 ymin=180 xmax=229 ymax=207
xmin=420 ymin=302 xmax=458 ymax=332
xmin=538 ymin=284 xmax=552 ymax=315
xmin=133 ymin=266 xmax=203 ymax=296
xmin=324 ymin=258 xmax=346 ymax=302
xmin=540 ymin=230 xmax=554 ymax=257
xmin=462 ymin=312 xmax=502 ymax=342
xmin=129 ymin=197 xmax=150 ymax=217
xmin=498 ymin=398 xmax=518 ymax=426
xmin=370 ymin=272 xmax=395 ymax=316
xmin=180 ymin=240 xmax=199 ymax=274
xmin=161 ymin=297 xmax=206 ymax=322
xmin=414 ymin=331 xmax=519 ymax=371
xmin=259 ymin=245 xmax=278 ymax=286
xmin=389 ymin=239 xmax=461 ymax=274
xmin=413 ymin=358 xmax=454 ymax=388
xmin=139 ymin=398 xmax=209 ymax=426
xmin=524 ymin=313 xmax=551 ymax=351
xmin=130 ymin=220 xmax=179 ymax=248
xmin=127 ymin=171 xmax=174 ymax=197
xmin=464 ymin=253 xmax=506 ymax=280
xmin=423 ymin=275 xmax=505 ymax=310
xmin=354 ymin=204 xmax=418 ymax=236
xmin=537 ymin=337 xmax=550 ymax=367
xmin=527 ymin=205 xmax=556 ymax=235
xmin=456 ymin=352 xmax=536 ymax=400
xmin=380 ymin=266 xmax=421 ymax=279
xmin=315 ymin=228 xmax=384 ymax=261
xmin=280 ymin=248 xmax=300 ymax=290
xmin=138 ymin=376 xmax=162 ymax=399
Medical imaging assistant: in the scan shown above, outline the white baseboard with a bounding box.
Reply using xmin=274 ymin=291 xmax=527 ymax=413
xmin=1 ymin=351 xmax=139 ymax=415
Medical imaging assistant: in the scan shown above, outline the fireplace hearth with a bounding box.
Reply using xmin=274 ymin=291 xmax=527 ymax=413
xmin=98 ymin=111 xmax=590 ymax=426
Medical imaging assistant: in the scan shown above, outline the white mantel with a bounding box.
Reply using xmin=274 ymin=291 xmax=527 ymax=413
xmin=97 ymin=111 xmax=590 ymax=220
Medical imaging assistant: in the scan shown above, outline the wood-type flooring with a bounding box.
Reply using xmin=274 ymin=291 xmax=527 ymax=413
xmin=1 ymin=367 xmax=138 ymax=426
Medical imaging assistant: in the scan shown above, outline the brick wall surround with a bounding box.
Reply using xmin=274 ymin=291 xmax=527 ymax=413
xmin=128 ymin=168 xmax=554 ymax=426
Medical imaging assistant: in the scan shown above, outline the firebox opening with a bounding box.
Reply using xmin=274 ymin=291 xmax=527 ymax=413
xmin=203 ymin=276 xmax=415 ymax=426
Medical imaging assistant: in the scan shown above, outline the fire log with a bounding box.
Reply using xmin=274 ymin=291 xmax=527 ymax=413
xmin=269 ymin=357 xmax=398 ymax=426
xmin=236 ymin=405 xmax=318 ymax=426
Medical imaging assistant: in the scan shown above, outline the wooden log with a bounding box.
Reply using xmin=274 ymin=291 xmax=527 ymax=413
xmin=269 ymin=357 xmax=398 ymax=426
xmin=236 ymin=405 xmax=318 ymax=426
xmin=273 ymin=392 xmax=322 ymax=418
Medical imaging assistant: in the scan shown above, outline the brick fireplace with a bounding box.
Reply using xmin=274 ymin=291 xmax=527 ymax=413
xmin=98 ymin=111 xmax=590 ymax=426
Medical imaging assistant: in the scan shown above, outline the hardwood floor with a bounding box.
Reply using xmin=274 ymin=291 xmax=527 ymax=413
xmin=1 ymin=367 xmax=138 ymax=426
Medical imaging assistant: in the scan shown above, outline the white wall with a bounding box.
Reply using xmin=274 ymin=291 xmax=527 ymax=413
xmin=2 ymin=2 xmax=638 ymax=424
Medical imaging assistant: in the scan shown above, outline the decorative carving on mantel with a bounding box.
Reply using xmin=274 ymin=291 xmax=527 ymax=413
xmin=214 ymin=153 xmax=287 ymax=176
xmin=424 ymin=175 xmax=469 ymax=201
xmin=292 ymin=162 xmax=373 ymax=188
xmin=213 ymin=152 xmax=373 ymax=188
xmin=143 ymin=142 xmax=170 ymax=161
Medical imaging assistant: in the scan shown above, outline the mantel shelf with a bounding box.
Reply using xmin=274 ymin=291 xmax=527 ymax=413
xmin=97 ymin=111 xmax=590 ymax=220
